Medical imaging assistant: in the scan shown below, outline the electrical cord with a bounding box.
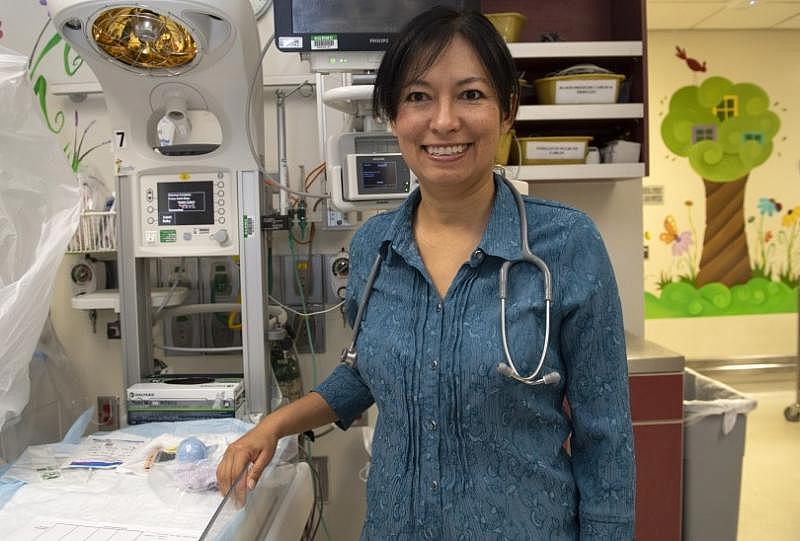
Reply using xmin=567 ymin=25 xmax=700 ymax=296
xmin=265 ymin=175 xmax=331 ymax=200
xmin=245 ymin=29 xmax=274 ymax=170
xmin=298 ymin=445 xmax=325 ymax=541
xmin=268 ymin=296 xmax=345 ymax=318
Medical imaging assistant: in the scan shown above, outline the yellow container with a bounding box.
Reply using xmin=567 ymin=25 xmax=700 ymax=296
xmin=518 ymin=136 xmax=593 ymax=165
xmin=534 ymin=73 xmax=626 ymax=105
xmin=485 ymin=12 xmax=526 ymax=42
xmin=495 ymin=129 xmax=515 ymax=165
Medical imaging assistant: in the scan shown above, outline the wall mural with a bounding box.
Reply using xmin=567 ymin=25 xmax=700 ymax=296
xmin=24 ymin=3 xmax=109 ymax=172
xmin=645 ymin=46 xmax=794 ymax=318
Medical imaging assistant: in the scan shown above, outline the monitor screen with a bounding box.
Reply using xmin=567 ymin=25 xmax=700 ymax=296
xmin=275 ymin=0 xmax=480 ymax=52
xmin=356 ymin=155 xmax=411 ymax=195
xmin=361 ymin=160 xmax=398 ymax=190
xmin=157 ymin=181 xmax=214 ymax=226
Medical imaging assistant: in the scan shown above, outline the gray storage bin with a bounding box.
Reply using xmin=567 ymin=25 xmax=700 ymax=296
xmin=683 ymin=368 xmax=757 ymax=541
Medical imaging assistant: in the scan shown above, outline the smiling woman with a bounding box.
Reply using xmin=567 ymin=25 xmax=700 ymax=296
xmin=217 ymin=7 xmax=635 ymax=540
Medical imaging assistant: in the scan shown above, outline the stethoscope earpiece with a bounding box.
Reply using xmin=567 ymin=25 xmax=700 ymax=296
xmin=497 ymin=363 xmax=561 ymax=386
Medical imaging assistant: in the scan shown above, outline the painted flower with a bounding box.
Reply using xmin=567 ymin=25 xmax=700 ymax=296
xmin=758 ymin=197 xmax=781 ymax=216
xmin=782 ymin=206 xmax=800 ymax=227
xmin=765 ymin=231 xmax=773 ymax=243
xmin=672 ymin=231 xmax=693 ymax=256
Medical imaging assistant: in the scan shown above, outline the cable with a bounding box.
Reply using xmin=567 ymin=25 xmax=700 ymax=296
xmin=246 ymin=31 xmax=274 ymax=170
xmin=153 ymin=344 xmax=243 ymax=353
xmin=298 ymin=445 xmax=325 ymax=541
xmin=264 ymin=175 xmax=331 ymax=200
xmin=304 ymin=162 xmax=327 ymax=191
xmin=268 ymin=296 xmax=345 ymax=318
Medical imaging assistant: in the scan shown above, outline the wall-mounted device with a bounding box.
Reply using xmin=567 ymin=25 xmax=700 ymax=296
xmin=274 ymin=0 xmax=480 ymax=71
xmin=345 ymin=154 xmax=413 ymax=201
xmin=137 ymin=172 xmax=237 ymax=257
xmin=326 ymin=250 xmax=349 ymax=301
xmin=328 ymin=131 xmax=417 ymax=212
xmin=70 ymin=260 xmax=107 ymax=296
xmin=324 ymin=85 xmax=418 ymax=212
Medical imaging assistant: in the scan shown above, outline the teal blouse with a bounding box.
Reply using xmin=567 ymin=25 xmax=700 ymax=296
xmin=315 ymin=176 xmax=635 ymax=540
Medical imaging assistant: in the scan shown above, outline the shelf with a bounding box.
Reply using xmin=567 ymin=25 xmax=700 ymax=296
xmin=507 ymin=163 xmax=645 ymax=182
xmin=516 ymin=103 xmax=644 ymax=121
xmin=71 ymin=287 xmax=188 ymax=313
xmin=508 ymin=41 xmax=643 ymax=59
xmin=49 ymin=75 xmax=316 ymax=98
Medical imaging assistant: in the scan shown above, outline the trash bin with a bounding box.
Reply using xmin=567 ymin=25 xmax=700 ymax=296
xmin=683 ymin=368 xmax=758 ymax=541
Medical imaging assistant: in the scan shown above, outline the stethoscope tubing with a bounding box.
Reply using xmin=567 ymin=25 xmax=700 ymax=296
xmin=341 ymin=175 xmax=556 ymax=387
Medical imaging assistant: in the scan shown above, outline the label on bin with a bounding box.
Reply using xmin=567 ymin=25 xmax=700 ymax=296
xmin=555 ymin=80 xmax=617 ymax=104
xmin=526 ymin=141 xmax=587 ymax=161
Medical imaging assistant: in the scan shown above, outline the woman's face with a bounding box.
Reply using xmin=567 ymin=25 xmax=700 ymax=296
xmin=391 ymin=35 xmax=512 ymax=194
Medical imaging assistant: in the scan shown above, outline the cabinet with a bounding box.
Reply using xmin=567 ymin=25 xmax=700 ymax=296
xmin=627 ymin=335 xmax=685 ymax=541
xmin=482 ymin=0 xmax=648 ymax=181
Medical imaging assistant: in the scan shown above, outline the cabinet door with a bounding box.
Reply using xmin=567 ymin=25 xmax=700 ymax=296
xmin=633 ymin=423 xmax=683 ymax=541
xmin=630 ymin=372 xmax=683 ymax=541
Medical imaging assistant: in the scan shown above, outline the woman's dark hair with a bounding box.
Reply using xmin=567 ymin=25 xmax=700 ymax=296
xmin=373 ymin=6 xmax=519 ymax=123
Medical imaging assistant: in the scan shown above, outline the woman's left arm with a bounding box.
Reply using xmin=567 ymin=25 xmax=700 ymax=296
xmin=559 ymin=214 xmax=636 ymax=540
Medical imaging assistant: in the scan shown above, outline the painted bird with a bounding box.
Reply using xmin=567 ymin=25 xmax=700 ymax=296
xmin=675 ymin=46 xmax=707 ymax=72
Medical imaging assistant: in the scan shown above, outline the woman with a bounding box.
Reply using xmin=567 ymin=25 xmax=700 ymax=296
xmin=217 ymin=7 xmax=635 ymax=539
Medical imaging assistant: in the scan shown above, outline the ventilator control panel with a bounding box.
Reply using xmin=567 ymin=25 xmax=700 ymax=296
xmin=136 ymin=171 xmax=238 ymax=257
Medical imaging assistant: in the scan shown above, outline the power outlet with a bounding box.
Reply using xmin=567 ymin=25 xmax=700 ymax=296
xmin=97 ymin=396 xmax=119 ymax=431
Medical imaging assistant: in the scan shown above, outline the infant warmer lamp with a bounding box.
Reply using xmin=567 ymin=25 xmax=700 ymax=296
xmin=48 ymin=0 xmax=274 ymax=415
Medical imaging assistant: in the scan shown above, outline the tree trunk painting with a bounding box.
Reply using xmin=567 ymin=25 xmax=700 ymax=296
xmin=696 ymin=175 xmax=752 ymax=287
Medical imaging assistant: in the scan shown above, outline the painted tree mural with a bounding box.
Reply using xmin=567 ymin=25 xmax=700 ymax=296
xmin=661 ymin=76 xmax=780 ymax=287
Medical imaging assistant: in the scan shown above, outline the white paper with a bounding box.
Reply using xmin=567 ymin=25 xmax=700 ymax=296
xmin=63 ymin=435 xmax=149 ymax=469
xmin=554 ymin=79 xmax=617 ymax=104
xmin=526 ymin=141 xmax=587 ymax=161
xmin=14 ymin=517 xmax=202 ymax=541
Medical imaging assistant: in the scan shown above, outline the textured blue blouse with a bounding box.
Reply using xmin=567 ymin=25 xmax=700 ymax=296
xmin=314 ymin=176 xmax=635 ymax=540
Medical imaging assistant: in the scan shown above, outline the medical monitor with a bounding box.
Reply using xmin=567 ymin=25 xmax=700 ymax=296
xmin=274 ymin=0 xmax=480 ymax=52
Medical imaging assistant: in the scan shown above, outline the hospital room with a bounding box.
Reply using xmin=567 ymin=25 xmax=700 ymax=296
xmin=0 ymin=0 xmax=798 ymax=539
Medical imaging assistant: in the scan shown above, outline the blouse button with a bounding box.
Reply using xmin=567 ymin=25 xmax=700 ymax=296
xmin=471 ymin=249 xmax=485 ymax=263
xmin=431 ymin=359 xmax=438 ymax=370
xmin=431 ymin=480 xmax=439 ymax=491
xmin=435 ymin=303 xmax=442 ymax=313
xmin=428 ymin=419 xmax=438 ymax=431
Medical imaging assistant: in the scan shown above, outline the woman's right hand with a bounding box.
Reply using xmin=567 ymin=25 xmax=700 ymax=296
xmin=216 ymin=424 xmax=279 ymax=503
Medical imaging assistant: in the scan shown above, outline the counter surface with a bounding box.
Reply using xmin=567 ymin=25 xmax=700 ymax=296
xmin=626 ymin=333 xmax=685 ymax=374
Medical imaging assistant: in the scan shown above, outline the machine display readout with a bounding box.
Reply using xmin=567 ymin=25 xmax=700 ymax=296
xmin=356 ymin=155 xmax=409 ymax=195
xmin=362 ymin=160 xmax=397 ymax=189
xmin=157 ymin=181 xmax=214 ymax=226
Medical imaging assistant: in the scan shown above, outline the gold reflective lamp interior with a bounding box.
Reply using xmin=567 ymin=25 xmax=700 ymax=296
xmin=92 ymin=7 xmax=197 ymax=69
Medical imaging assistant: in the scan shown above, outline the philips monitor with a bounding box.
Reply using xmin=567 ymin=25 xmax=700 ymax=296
xmin=274 ymin=0 xmax=481 ymax=52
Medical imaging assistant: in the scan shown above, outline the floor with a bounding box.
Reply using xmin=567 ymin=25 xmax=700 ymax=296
xmin=698 ymin=370 xmax=800 ymax=541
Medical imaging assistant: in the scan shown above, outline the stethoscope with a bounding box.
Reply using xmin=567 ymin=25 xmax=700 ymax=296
xmin=340 ymin=175 xmax=561 ymax=387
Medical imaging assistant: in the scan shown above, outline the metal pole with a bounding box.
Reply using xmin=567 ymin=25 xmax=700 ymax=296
xmin=784 ymin=287 xmax=800 ymax=422
xmin=276 ymin=89 xmax=289 ymax=215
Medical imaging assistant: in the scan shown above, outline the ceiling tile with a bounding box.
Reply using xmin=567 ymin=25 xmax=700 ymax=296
xmin=696 ymin=2 xmax=800 ymax=27
xmin=647 ymin=3 xmax=727 ymax=29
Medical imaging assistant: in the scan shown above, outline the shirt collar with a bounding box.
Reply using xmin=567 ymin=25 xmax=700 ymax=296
xmin=381 ymin=173 xmax=522 ymax=265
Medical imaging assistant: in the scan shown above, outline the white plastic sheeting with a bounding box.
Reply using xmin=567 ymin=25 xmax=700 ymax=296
xmin=0 ymin=45 xmax=80 ymax=433
xmin=684 ymin=368 xmax=758 ymax=435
